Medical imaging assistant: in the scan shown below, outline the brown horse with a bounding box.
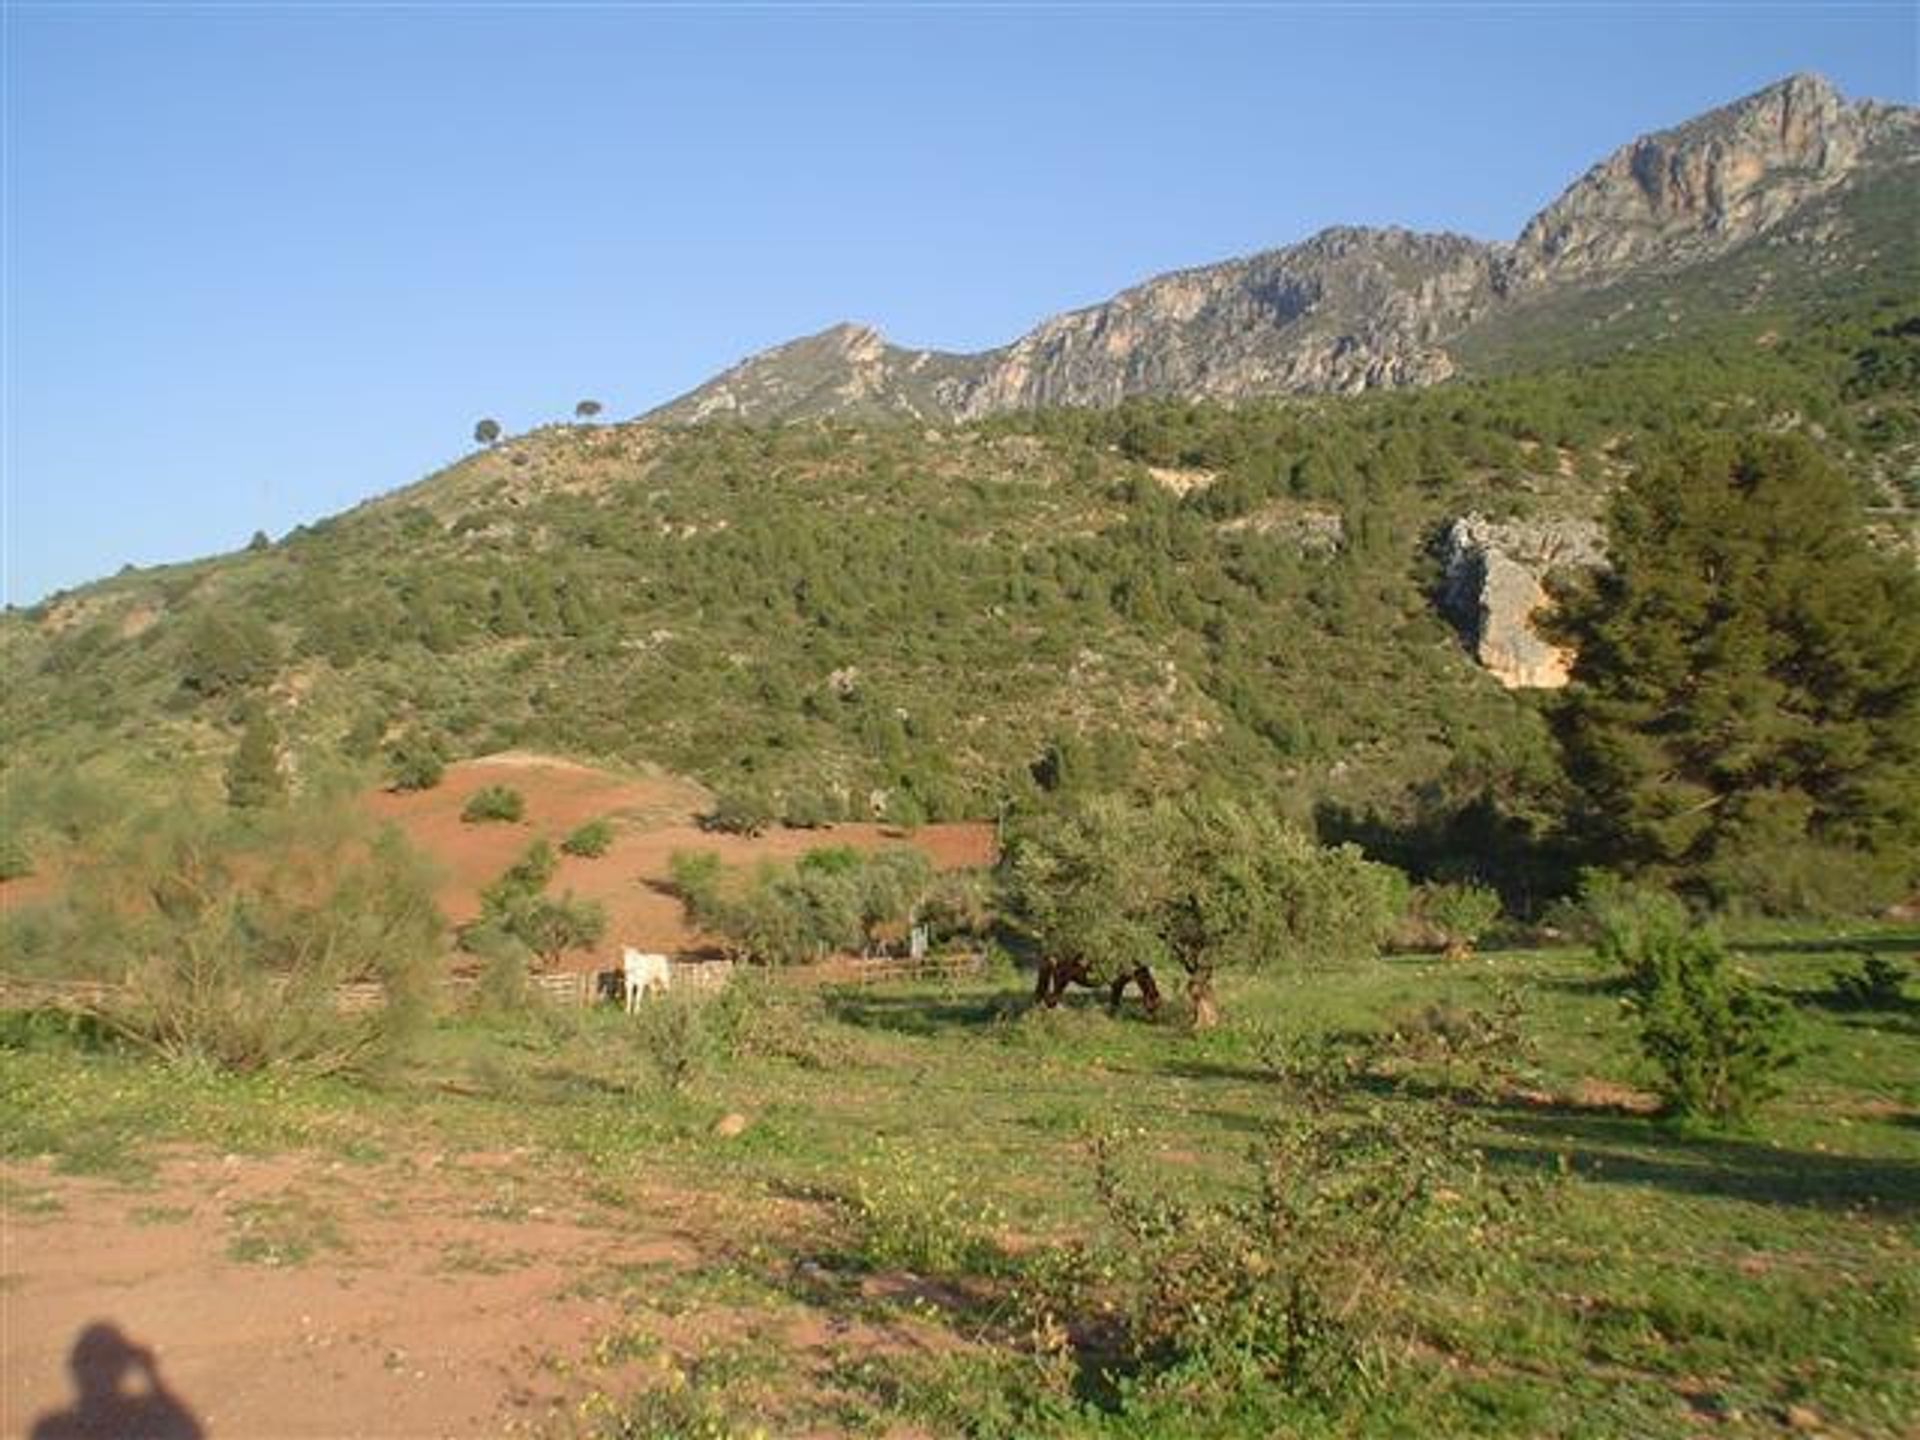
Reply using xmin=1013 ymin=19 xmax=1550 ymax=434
xmin=1033 ymin=957 xmax=1162 ymax=1017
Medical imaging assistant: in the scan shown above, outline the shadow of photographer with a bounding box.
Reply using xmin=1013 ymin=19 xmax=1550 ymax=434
xmin=30 ymin=1321 xmax=204 ymax=1440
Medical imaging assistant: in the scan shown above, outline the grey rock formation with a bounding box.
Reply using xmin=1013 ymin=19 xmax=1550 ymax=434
xmin=1441 ymin=515 xmax=1607 ymax=689
xmin=648 ymin=75 xmax=1914 ymax=427
xmin=1505 ymin=73 xmax=1884 ymax=289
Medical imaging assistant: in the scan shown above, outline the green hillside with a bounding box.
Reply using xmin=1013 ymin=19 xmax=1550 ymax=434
xmin=5 ymin=291 xmax=1916 ymax=906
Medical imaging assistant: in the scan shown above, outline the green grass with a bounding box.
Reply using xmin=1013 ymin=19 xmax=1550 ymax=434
xmin=2 ymin=926 xmax=1915 ymax=1436
xmin=225 ymin=1194 xmax=347 ymax=1267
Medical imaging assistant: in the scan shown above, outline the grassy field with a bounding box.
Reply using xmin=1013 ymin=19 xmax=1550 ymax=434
xmin=4 ymin=926 xmax=1916 ymax=1437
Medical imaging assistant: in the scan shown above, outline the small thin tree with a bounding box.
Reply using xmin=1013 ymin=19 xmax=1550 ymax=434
xmin=225 ymin=702 xmax=287 ymax=810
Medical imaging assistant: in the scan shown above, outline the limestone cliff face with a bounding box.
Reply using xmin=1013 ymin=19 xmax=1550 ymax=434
xmin=649 ymin=75 xmax=1913 ymax=426
xmin=1505 ymin=73 xmax=1877 ymax=288
xmin=1441 ymin=516 xmax=1607 ymax=689
xmin=941 ymin=229 xmax=1494 ymax=416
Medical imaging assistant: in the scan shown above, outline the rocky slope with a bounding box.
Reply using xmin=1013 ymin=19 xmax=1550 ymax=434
xmin=649 ymin=74 xmax=1916 ymax=425
xmin=1441 ymin=515 xmax=1608 ymax=690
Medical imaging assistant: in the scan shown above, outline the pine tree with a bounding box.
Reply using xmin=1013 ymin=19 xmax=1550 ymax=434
xmin=225 ymin=702 xmax=287 ymax=809
xmin=1555 ymin=433 xmax=1920 ymax=911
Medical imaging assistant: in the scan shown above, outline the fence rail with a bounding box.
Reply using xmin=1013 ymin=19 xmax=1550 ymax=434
xmin=804 ymin=952 xmax=987 ymax=987
xmin=0 ymin=951 xmax=981 ymax=1017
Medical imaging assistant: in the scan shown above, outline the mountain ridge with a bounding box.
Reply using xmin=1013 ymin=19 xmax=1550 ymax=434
xmin=650 ymin=73 xmax=1917 ymax=425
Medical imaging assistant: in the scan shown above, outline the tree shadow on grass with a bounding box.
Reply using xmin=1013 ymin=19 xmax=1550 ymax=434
xmin=819 ymin=989 xmax=1029 ymax=1038
xmin=1736 ymin=933 xmax=1919 ymax=958
xmin=1148 ymin=1056 xmax=1920 ymax=1214
xmin=1529 ymin=972 xmax=1629 ymax=997
xmin=1481 ymin=1107 xmax=1920 ymax=1213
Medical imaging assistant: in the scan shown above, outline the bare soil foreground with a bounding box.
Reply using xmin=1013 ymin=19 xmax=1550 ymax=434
xmin=4 ymin=1147 xmax=647 ymax=1437
xmin=362 ymin=754 xmax=996 ymax=969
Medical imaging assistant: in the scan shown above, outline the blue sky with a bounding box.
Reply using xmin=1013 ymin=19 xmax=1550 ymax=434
xmin=4 ymin=3 xmax=1915 ymax=605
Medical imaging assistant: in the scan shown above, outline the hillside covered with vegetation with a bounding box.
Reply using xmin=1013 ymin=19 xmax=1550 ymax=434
xmin=5 ymin=288 xmax=1917 ymax=914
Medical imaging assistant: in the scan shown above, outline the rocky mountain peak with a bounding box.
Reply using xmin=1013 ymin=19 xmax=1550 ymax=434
xmin=1507 ymin=72 xmax=1869 ymax=287
xmin=649 ymin=75 xmax=1915 ymax=427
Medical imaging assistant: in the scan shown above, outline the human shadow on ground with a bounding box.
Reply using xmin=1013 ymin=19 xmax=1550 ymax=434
xmin=30 ymin=1322 xmax=204 ymax=1440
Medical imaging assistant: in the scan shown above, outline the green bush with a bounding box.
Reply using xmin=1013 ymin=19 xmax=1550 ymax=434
xmin=460 ymin=785 xmax=525 ymax=824
xmin=706 ymin=787 xmax=774 ymax=837
xmin=224 ymin=702 xmax=287 ymax=811
xmin=387 ymin=733 xmax=446 ymax=792
xmin=1829 ymin=954 xmax=1911 ymax=1010
xmin=852 ymin=1138 xmax=1006 ymax=1275
xmin=462 ymin=838 xmax=604 ymax=967
xmin=465 ymin=924 xmax=534 ymax=1013
xmin=1595 ymin=892 xmax=1799 ymax=1124
xmin=1059 ymin=1063 xmax=1522 ymax=1418
xmin=781 ymin=789 xmax=838 ymax=829
xmin=1418 ymin=881 xmax=1503 ymax=959
xmin=62 ymin=799 xmax=443 ymax=1075
xmin=560 ymin=818 xmax=614 ymax=857
xmin=0 ymin=834 xmax=33 ymax=882
xmin=630 ymin=987 xmax=714 ymax=1093
xmin=707 ymin=971 xmax=855 ymax=1070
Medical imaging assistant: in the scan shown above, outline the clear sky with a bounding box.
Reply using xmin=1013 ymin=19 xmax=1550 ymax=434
xmin=4 ymin=3 xmax=1915 ymax=605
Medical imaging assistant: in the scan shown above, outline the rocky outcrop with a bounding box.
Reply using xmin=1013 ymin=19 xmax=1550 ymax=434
xmin=649 ymin=75 xmax=1914 ymax=426
xmin=941 ymin=228 xmax=1494 ymax=415
xmin=1506 ymin=73 xmax=1876 ymax=289
xmin=1441 ymin=515 xmax=1606 ymax=689
xmin=658 ymin=323 xmax=976 ymax=424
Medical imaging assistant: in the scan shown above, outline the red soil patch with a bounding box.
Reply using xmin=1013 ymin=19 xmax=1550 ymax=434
xmin=1 ymin=1149 xmax=698 ymax=1439
xmin=364 ymin=754 xmax=997 ymax=971
xmin=0 ymin=870 xmax=58 ymax=915
xmin=1 ymin=754 xmax=997 ymax=976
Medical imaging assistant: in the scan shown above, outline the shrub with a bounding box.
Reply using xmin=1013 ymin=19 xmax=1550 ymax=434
xmin=1071 ymin=1065 xmax=1523 ymax=1416
xmin=707 ymin=971 xmax=855 ymax=1070
xmin=852 ymin=1138 xmax=1006 ymax=1275
xmin=511 ymin=892 xmax=606 ymax=968
xmin=493 ymin=838 xmax=557 ymax=899
xmin=1829 ymin=954 xmax=1911 ymax=1010
xmin=0 ymin=834 xmax=33 ymax=882
xmin=72 ymin=800 xmax=443 ymax=1075
xmin=706 ymin=787 xmax=774 ymax=837
xmin=461 ymin=785 xmax=525 ymax=824
xmin=1365 ymin=984 xmax=1537 ymax=1099
xmin=781 ymin=789 xmax=837 ymax=829
xmin=630 ymin=987 xmax=713 ymax=1093
xmin=224 ymin=702 xmax=286 ymax=810
xmin=465 ymin=925 xmax=534 ymax=1013
xmin=387 ymin=733 xmax=446 ymax=792
xmin=560 ymin=818 xmax=614 ymax=857
xmin=1418 ymin=881 xmax=1503 ymax=959
xmin=667 ymin=846 xmax=933 ymax=967
xmin=1597 ymin=897 xmax=1799 ymax=1124
xmin=178 ymin=611 xmax=280 ymax=697
xmin=462 ymin=840 xmax=604 ymax=968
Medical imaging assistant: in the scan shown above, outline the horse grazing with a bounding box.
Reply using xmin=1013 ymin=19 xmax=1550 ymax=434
xmin=1033 ymin=956 xmax=1162 ymax=1017
xmin=621 ymin=948 xmax=672 ymax=1012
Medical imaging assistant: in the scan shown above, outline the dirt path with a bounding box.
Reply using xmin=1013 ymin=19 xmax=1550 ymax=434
xmin=2 ymin=1149 xmax=702 ymax=1439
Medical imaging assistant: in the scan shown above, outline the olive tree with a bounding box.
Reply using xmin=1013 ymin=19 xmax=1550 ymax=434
xmin=1007 ymin=794 xmax=1405 ymax=1027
